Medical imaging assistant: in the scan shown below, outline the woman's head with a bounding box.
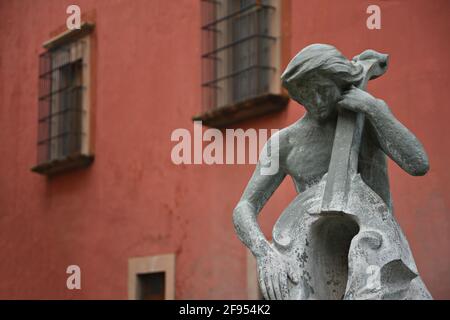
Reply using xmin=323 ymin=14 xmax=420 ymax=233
xmin=281 ymin=44 xmax=363 ymax=120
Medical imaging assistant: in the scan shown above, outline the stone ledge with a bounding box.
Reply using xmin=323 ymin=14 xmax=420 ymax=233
xmin=31 ymin=154 xmax=94 ymax=176
xmin=193 ymin=94 xmax=289 ymax=128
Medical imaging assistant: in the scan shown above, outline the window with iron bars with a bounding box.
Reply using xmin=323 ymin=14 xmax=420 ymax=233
xmin=32 ymin=27 xmax=93 ymax=176
xmin=196 ymin=0 xmax=288 ymax=127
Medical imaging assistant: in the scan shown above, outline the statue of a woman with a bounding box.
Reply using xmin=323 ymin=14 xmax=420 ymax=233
xmin=233 ymin=44 xmax=432 ymax=300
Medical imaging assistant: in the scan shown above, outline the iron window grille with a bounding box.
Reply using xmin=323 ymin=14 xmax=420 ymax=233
xmin=33 ymin=30 xmax=93 ymax=176
xmin=201 ymin=0 xmax=279 ymax=113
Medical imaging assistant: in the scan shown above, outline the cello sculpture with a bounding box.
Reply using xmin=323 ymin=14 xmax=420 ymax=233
xmin=233 ymin=44 xmax=433 ymax=300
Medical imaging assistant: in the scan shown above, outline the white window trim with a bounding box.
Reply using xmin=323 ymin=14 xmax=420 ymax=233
xmin=43 ymin=22 xmax=94 ymax=158
xmin=128 ymin=254 xmax=176 ymax=300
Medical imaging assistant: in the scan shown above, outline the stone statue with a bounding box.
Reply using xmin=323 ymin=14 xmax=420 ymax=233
xmin=233 ymin=44 xmax=433 ymax=300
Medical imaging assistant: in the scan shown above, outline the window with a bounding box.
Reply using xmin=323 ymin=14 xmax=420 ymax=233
xmin=128 ymin=254 xmax=175 ymax=300
xmin=195 ymin=0 xmax=288 ymax=127
xmin=136 ymin=272 xmax=166 ymax=300
xmin=32 ymin=23 xmax=94 ymax=175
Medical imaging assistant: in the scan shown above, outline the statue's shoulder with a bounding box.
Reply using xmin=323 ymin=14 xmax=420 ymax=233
xmin=277 ymin=115 xmax=318 ymax=145
xmin=266 ymin=117 xmax=309 ymax=156
xmin=268 ymin=120 xmax=300 ymax=149
xmin=262 ymin=115 xmax=321 ymax=167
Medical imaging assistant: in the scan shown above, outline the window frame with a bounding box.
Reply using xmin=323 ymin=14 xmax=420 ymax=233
xmin=128 ymin=254 xmax=176 ymax=300
xmin=195 ymin=0 xmax=288 ymax=128
xmin=32 ymin=23 xmax=94 ymax=176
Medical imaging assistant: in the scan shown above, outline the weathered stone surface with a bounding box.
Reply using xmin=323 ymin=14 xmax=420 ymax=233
xmin=233 ymin=44 xmax=432 ymax=300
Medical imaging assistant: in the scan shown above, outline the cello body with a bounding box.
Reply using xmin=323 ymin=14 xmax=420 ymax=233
xmin=271 ymin=144 xmax=431 ymax=300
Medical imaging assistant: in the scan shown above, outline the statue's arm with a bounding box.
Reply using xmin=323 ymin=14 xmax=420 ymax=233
xmin=338 ymin=87 xmax=429 ymax=176
xmin=233 ymin=133 xmax=286 ymax=258
xmin=365 ymin=99 xmax=429 ymax=176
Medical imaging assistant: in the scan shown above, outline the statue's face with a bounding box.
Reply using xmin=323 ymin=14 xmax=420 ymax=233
xmin=289 ymin=74 xmax=342 ymax=121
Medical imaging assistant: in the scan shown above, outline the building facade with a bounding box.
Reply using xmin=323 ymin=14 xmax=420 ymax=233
xmin=0 ymin=0 xmax=449 ymax=299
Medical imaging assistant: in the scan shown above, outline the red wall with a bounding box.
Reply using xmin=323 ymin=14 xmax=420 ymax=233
xmin=0 ymin=0 xmax=448 ymax=299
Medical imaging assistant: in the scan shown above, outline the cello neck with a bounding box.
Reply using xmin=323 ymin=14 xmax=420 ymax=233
xmin=320 ymin=53 xmax=388 ymax=213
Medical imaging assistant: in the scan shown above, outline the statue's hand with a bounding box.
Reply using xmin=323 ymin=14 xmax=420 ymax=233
xmin=256 ymin=244 xmax=299 ymax=300
xmin=337 ymin=86 xmax=389 ymax=116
